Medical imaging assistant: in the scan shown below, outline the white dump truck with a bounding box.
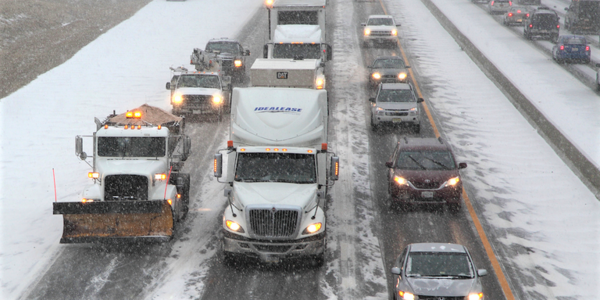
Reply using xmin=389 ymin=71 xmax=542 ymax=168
xmin=263 ymin=0 xmax=332 ymax=62
xmin=166 ymin=67 xmax=232 ymax=121
xmin=53 ymin=105 xmax=192 ymax=243
xmin=213 ymin=86 xmax=339 ymax=265
xmin=251 ymin=58 xmax=326 ymax=90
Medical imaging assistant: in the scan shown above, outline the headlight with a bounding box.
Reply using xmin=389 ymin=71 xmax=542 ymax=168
xmin=88 ymin=172 xmax=99 ymax=179
xmin=212 ymin=95 xmax=223 ymax=104
xmin=398 ymin=72 xmax=407 ymax=80
xmin=316 ymin=78 xmax=324 ymax=89
xmin=398 ymin=291 xmax=415 ymax=300
xmin=364 ymin=28 xmax=371 ymax=36
xmin=154 ymin=173 xmax=167 ymax=180
xmin=172 ymin=94 xmax=183 ymax=104
xmin=372 ymin=72 xmax=381 ymax=79
xmin=234 ymin=59 xmax=242 ymax=67
xmin=468 ymin=293 xmax=484 ymax=300
xmin=445 ymin=176 xmax=460 ymax=187
xmin=302 ymin=222 xmax=322 ymax=234
xmin=226 ymin=220 xmax=245 ymax=233
xmin=392 ymin=29 xmax=398 ymax=36
xmin=409 ymin=107 xmax=417 ymax=116
xmin=394 ymin=176 xmax=408 ymax=185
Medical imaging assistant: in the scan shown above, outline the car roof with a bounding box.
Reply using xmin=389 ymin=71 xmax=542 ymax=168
xmin=560 ymin=35 xmax=586 ymax=39
xmin=381 ymin=83 xmax=412 ymax=90
xmin=374 ymin=56 xmax=404 ymax=61
xmin=368 ymin=15 xmax=393 ymax=19
xmin=399 ymin=137 xmax=450 ymax=151
xmin=208 ymin=38 xmax=240 ymax=43
xmin=409 ymin=243 xmax=468 ymax=253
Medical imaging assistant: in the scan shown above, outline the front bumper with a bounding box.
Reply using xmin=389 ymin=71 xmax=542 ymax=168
xmin=222 ymin=230 xmax=325 ymax=262
xmin=390 ymin=184 xmax=462 ymax=204
xmin=372 ymin=113 xmax=419 ymax=125
xmin=172 ymin=105 xmax=222 ymax=115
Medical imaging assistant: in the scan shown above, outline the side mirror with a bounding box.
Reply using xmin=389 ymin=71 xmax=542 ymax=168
xmin=320 ymin=61 xmax=326 ymax=68
xmin=165 ymin=82 xmax=171 ymax=90
xmin=391 ymin=267 xmax=401 ymax=275
xmin=361 ymin=23 xmax=366 ymax=26
xmin=75 ymin=136 xmax=87 ymax=160
xmin=369 ymin=97 xmax=376 ymax=103
xmin=214 ymin=153 xmax=223 ymax=178
xmin=330 ymin=156 xmax=339 ymax=181
xmin=459 ymin=162 xmax=467 ymax=169
xmin=263 ymin=44 xmax=268 ymax=59
xmin=405 ymin=65 xmax=411 ymax=68
xmin=385 ymin=161 xmax=393 ymax=168
xmin=245 ymin=49 xmax=251 ymax=56
xmin=396 ymin=24 xmax=401 ymax=27
xmin=595 ymin=63 xmax=600 ymax=68
xmin=326 ymin=44 xmax=333 ymax=61
xmin=564 ymin=7 xmax=568 ymax=11
xmin=417 ymin=98 xmax=424 ymax=103
xmin=477 ymin=269 xmax=488 ymax=277
xmin=182 ymin=136 xmax=191 ymax=161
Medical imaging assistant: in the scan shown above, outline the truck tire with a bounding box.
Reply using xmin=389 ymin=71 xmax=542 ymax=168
xmin=181 ymin=174 xmax=190 ymax=219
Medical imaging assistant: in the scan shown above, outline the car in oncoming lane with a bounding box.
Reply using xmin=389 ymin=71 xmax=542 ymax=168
xmin=552 ymin=35 xmax=591 ymax=64
xmin=386 ymin=137 xmax=467 ymax=211
xmin=488 ymin=0 xmax=512 ymax=14
xmin=367 ymin=56 xmax=410 ymax=88
xmin=370 ymin=83 xmax=423 ymax=133
xmin=503 ymin=7 xmax=530 ymax=26
xmin=391 ymin=243 xmax=488 ymax=300
xmin=361 ymin=15 xmax=400 ymax=48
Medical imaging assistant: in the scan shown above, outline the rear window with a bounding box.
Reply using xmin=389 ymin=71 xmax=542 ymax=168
xmin=533 ymin=14 xmax=558 ymax=24
xmin=564 ymin=37 xmax=587 ymax=44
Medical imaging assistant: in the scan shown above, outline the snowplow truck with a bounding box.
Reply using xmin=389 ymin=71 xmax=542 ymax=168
xmin=53 ymin=104 xmax=192 ymax=243
xmin=213 ymin=87 xmax=339 ymax=264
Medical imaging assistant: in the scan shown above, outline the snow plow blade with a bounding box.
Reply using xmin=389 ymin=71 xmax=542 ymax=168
xmin=53 ymin=200 xmax=174 ymax=244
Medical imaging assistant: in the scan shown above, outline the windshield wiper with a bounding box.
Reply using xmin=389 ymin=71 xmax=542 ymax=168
xmin=407 ymin=155 xmax=426 ymax=170
xmin=419 ymin=274 xmax=473 ymax=279
xmin=422 ymin=157 xmax=450 ymax=170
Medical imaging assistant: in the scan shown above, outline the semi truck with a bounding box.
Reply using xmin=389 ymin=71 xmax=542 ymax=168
xmin=263 ymin=0 xmax=332 ymax=62
xmin=53 ymin=105 xmax=192 ymax=243
xmin=213 ymin=86 xmax=339 ymax=265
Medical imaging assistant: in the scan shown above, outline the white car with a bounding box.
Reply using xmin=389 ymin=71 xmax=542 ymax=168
xmin=370 ymin=83 xmax=423 ymax=133
xmin=361 ymin=15 xmax=400 ymax=48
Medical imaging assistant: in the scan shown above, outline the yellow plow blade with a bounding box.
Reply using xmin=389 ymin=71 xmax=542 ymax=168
xmin=53 ymin=200 xmax=173 ymax=243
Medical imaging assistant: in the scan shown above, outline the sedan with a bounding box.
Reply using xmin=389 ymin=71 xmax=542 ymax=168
xmin=503 ymin=7 xmax=530 ymax=26
xmin=552 ymin=35 xmax=591 ymax=64
xmin=391 ymin=243 xmax=488 ymax=300
xmin=368 ymin=56 xmax=410 ymax=88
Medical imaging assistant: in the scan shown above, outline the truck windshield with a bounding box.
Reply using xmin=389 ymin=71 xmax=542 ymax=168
xmin=278 ymin=11 xmax=319 ymax=25
xmin=396 ymin=151 xmax=456 ymax=170
xmin=205 ymin=42 xmax=241 ymax=54
xmin=98 ymin=137 xmax=166 ymax=157
xmin=368 ymin=18 xmax=394 ymax=26
xmin=273 ymin=44 xmax=322 ymax=59
xmin=235 ymin=153 xmax=316 ymax=183
xmin=177 ymin=75 xmax=221 ymax=89
xmin=377 ymin=89 xmax=415 ymax=103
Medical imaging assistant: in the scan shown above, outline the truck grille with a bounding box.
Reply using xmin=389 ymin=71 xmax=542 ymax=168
xmin=249 ymin=208 xmax=299 ymax=238
xmin=221 ymin=59 xmax=233 ymax=68
xmin=385 ymin=110 xmax=409 ymax=116
xmin=418 ymin=297 xmax=463 ymax=300
xmin=411 ymin=180 xmax=443 ymax=189
xmin=254 ymin=245 xmax=292 ymax=253
xmin=182 ymin=95 xmax=211 ymax=109
xmin=371 ymin=31 xmax=392 ymax=36
xmin=104 ymin=175 xmax=148 ymax=201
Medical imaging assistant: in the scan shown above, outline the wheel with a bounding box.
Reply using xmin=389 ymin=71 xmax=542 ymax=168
xmin=370 ymin=115 xmax=379 ymax=131
xmin=180 ymin=174 xmax=190 ymax=220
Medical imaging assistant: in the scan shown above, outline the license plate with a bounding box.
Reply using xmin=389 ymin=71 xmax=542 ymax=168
xmin=392 ymin=118 xmax=402 ymax=123
xmin=421 ymin=191 xmax=434 ymax=198
xmin=263 ymin=255 xmax=280 ymax=263
xmin=193 ymin=110 xmax=202 ymax=114
xmin=517 ymin=19 xmax=522 ymax=22
xmin=571 ymin=48 xmax=578 ymax=51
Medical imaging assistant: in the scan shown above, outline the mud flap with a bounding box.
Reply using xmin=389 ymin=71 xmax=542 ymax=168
xmin=53 ymin=200 xmax=174 ymax=243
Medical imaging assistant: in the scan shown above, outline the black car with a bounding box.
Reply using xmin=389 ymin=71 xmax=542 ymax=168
xmin=367 ymin=56 xmax=410 ymax=89
xmin=523 ymin=7 xmax=560 ymax=42
xmin=564 ymin=0 xmax=600 ymax=34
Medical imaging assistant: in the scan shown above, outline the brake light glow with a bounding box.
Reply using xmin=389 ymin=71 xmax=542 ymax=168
xmin=509 ymin=1 xmax=512 ymax=5
xmin=508 ymin=13 xmax=513 ymax=17
xmin=586 ymin=46 xmax=590 ymax=51
xmin=490 ymin=1 xmax=494 ymax=5
xmin=560 ymin=45 xmax=565 ymax=50
xmin=526 ymin=13 xmax=530 ymax=17
xmin=557 ymin=24 xmax=560 ymax=28
xmin=529 ymin=24 xmax=533 ymax=28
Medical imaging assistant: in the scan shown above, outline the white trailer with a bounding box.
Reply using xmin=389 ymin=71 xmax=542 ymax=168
xmin=213 ymin=87 xmax=338 ymax=264
xmin=251 ymin=58 xmax=326 ymax=90
xmin=265 ymin=0 xmax=328 ymax=41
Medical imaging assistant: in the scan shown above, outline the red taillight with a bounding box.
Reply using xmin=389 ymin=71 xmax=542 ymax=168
xmin=509 ymin=1 xmax=512 ymax=5
xmin=526 ymin=13 xmax=530 ymax=17
xmin=560 ymin=45 xmax=565 ymax=50
xmin=508 ymin=13 xmax=513 ymax=17
xmin=491 ymin=0 xmax=494 ymax=5
xmin=586 ymin=46 xmax=590 ymax=51
xmin=557 ymin=24 xmax=560 ymax=28
xmin=529 ymin=24 xmax=533 ymax=28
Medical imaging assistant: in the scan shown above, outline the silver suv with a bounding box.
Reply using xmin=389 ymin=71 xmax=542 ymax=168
xmin=370 ymin=83 xmax=423 ymax=133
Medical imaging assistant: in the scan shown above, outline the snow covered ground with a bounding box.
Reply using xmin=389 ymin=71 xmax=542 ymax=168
xmin=385 ymin=0 xmax=600 ymax=298
xmin=0 ymin=0 xmax=262 ymax=298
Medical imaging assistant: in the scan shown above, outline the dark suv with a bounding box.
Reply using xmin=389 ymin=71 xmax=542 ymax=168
xmin=564 ymin=0 xmax=600 ymax=34
xmin=524 ymin=7 xmax=560 ymax=42
xmin=386 ymin=137 xmax=467 ymax=211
